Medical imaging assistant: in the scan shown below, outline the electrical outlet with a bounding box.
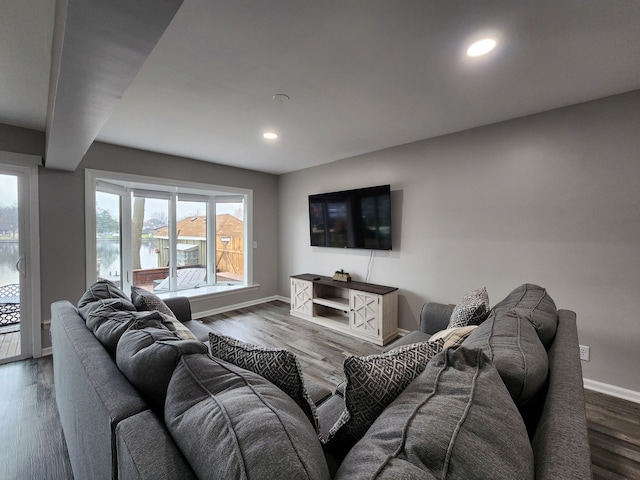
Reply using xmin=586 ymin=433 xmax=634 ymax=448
xmin=579 ymin=345 xmax=590 ymax=362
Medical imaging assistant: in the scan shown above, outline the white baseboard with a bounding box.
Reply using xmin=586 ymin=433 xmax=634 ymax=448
xmin=192 ymin=295 xmax=288 ymax=319
xmin=42 ymin=346 xmax=52 ymax=357
xmin=584 ymin=378 xmax=640 ymax=404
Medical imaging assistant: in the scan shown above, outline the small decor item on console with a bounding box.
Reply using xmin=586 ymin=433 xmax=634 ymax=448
xmin=333 ymin=269 xmax=351 ymax=282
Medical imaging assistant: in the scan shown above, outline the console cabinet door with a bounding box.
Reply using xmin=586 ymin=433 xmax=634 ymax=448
xmin=291 ymin=278 xmax=313 ymax=316
xmin=350 ymin=291 xmax=381 ymax=339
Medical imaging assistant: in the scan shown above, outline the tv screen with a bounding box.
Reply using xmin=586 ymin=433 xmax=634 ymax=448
xmin=309 ymin=185 xmax=392 ymax=250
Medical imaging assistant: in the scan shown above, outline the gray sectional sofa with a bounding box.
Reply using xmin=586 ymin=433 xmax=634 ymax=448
xmin=50 ymin=282 xmax=592 ymax=479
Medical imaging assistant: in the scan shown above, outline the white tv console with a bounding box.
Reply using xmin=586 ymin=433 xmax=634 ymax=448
xmin=290 ymin=274 xmax=398 ymax=346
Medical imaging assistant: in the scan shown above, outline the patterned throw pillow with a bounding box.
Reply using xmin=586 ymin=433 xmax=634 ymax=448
xmin=208 ymin=332 xmax=319 ymax=431
xmin=328 ymin=338 xmax=445 ymax=444
xmin=448 ymin=287 xmax=490 ymax=329
xmin=429 ymin=325 xmax=478 ymax=349
xmin=130 ymin=286 xmax=174 ymax=317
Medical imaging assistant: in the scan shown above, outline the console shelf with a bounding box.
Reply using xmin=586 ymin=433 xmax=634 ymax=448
xmin=290 ymin=274 xmax=398 ymax=346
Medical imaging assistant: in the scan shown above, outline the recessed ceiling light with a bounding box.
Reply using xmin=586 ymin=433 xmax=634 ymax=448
xmin=273 ymin=94 xmax=290 ymax=103
xmin=466 ymin=38 xmax=497 ymax=57
xmin=263 ymin=132 xmax=278 ymax=140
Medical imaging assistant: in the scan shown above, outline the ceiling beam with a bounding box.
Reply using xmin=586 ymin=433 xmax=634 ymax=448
xmin=45 ymin=0 xmax=183 ymax=171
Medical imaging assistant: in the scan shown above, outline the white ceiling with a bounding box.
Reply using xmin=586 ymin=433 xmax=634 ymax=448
xmin=2 ymin=0 xmax=640 ymax=174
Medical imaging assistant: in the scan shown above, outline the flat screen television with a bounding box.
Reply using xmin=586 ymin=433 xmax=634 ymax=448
xmin=309 ymin=184 xmax=392 ymax=250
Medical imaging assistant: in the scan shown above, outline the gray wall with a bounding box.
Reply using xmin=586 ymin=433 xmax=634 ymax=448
xmin=279 ymin=90 xmax=640 ymax=392
xmin=38 ymin=142 xmax=279 ymax=347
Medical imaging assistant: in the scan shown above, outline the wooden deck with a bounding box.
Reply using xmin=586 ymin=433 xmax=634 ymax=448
xmin=0 ymin=331 xmax=21 ymax=360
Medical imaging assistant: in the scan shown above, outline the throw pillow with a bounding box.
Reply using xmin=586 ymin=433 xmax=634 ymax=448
xmin=428 ymin=325 xmax=478 ymax=349
xmin=334 ymin=347 xmax=534 ymax=479
xmin=130 ymin=286 xmax=174 ymax=316
xmin=165 ymin=353 xmax=331 ymax=480
xmin=328 ymin=338 xmax=445 ymax=444
xmin=447 ymin=286 xmax=490 ymax=329
xmin=208 ymin=332 xmax=318 ymax=430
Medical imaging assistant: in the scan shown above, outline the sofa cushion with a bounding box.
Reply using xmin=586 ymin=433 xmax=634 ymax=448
xmin=77 ymin=279 xmax=135 ymax=320
xmin=86 ymin=308 xmax=171 ymax=356
xmin=208 ymin=332 xmax=318 ymax=430
xmin=116 ymin=327 xmax=207 ymax=408
xmin=447 ymin=287 xmax=490 ymax=329
xmin=462 ymin=309 xmax=549 ymax=406
xmin=130 ymin=286 xmax=174 ymax=317
xmin=335 ymin=347 xmax=534 ymax=479
xmin=328 ymin=338 xmax=445 ymax=444
xmin=165 ymin=353 xmax=331 ymax=480
xmin=491 ymin=283 xmax=558 ymax=348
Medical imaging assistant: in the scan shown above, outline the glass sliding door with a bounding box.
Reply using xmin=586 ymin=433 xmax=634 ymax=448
xmin=0 ymin=173 xmax=21 ymax=361
xmin=0 ymin=159 xmax=39 ymax=364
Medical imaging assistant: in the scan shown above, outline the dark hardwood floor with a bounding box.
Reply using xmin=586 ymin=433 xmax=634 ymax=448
xmin=0 ymin=357 xmax=73 ymax=480
xmin=586 ymin=389 xmax=640 ymax=479
xmin=0 ymin=299 xmax=637 ymax=479
xmin=200 ymin=301 xmax=381 ymax=390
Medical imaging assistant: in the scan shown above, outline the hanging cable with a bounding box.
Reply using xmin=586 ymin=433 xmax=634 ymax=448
xmin=365 ymin=249 xmax=374 ymax=283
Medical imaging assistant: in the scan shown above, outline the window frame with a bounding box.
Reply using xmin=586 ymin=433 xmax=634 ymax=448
xmin=85 ymin=169 xmax=254 ymax=301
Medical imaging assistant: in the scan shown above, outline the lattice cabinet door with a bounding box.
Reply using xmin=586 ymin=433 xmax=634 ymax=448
xmin=349 ymin=291 xmax=381 ymax=339
xmin=290 ymin=278 xmax=313 ymax=316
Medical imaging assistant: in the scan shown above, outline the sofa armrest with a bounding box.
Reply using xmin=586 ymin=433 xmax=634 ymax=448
xmin=51 ymin=300 xmax=148 ymax=480
xmin=116 ymin=410 xmax=196 ymax=480
xmin=531 ymin=309 xmax=592 ymax=479
xmin=163 ymin=296 xmax=192 ymax=323
xmin=419 ymin=302 xmax=454 ymax=334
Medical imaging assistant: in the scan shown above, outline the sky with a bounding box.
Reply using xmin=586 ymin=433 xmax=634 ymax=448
xmin=96 ymin=192 xmax=241 ymax=222
xmin=0 ymin=174 xmax=18 ymax=207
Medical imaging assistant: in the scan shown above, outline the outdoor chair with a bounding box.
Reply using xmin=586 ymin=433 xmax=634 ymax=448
xmin=0 ymin=283 xmax=20 ymax=326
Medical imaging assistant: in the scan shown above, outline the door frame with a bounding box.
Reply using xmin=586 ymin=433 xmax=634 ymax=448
xmin=0 ymin=151 xmax=41 ymax=362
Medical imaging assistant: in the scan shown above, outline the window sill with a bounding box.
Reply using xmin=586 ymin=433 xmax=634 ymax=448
xmin=157 ymin=283 xmax=260 ymax=302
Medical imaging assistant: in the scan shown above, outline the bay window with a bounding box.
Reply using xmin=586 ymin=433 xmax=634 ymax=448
xmin=86 ymin=170 xmax=252 ymax=298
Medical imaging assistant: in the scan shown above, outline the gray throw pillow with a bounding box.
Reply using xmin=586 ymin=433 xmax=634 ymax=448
xmin=165 ymin=353 xmax=331 ymax=480
xmin=491 ymin=283 xmax=558 ymax=348
xmin=116 ymin=327 xmax=207 ymax=408
xmin=335 ymin=347 xmax=534 ymax=480
xmin=328 ymin=338 xmax=445 ymax=444
xmin=130 ymin=286 xmax=174 ymax=317
xmin=447 ymin=287 xmax=490 ymax=329
xmin=462 ymin=308 xmax=549 ymax=406
xmin=208 ymin=332 xmax=318 ymax=431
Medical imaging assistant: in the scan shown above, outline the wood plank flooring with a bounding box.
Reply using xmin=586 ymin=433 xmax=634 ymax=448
xmin=0 ymin=299 xmax=638 ymax=479
xmin=0 ymin=331 xmax=20 ymax=359
xmin=0 ymin=357 xmax=73 ymax=480
xmin=586 ymin=389 xmax=640 ymax=479
xmin=200 ymin=301 xmax=382 ymax=390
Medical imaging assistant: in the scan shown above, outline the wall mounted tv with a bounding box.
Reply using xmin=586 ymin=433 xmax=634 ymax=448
xmin=309 ymin=184 xmax=392 ymax=250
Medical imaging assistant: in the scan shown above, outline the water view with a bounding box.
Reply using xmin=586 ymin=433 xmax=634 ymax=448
xmin=97 ymin=238 xmax=162 ymax=277
xmin=0 ymin=242 xmax=19 ymax=287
